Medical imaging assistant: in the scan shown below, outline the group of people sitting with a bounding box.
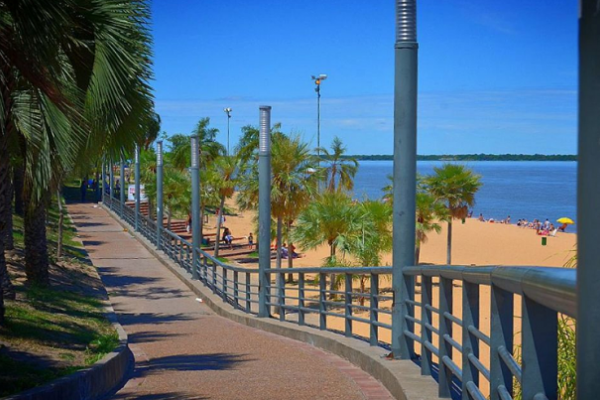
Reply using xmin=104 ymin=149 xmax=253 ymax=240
xmin=477 ymin=214 xmax=569 ymax=235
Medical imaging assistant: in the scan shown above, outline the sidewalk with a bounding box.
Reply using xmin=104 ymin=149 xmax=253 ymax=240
xmin=68 ymin=203 xmax=394 ymax=400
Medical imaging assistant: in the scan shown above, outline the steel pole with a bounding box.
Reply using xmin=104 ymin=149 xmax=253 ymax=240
xmin=109 ymin=159 xmax=114 ymax=209
xmin=391 ymin=0 xmax=418 ymax=360
xmin=577 ymin=1 xmax=600 ymax=397
xmin=258 ymin=105 xmax=272 ymax=318
xmin=101 ymin=160 xmax=106 ymax=204
xmin=227 ymin=115 xmax=230 ymax=156
xmin=317 ymin=87 xmax=321 ymax=192
xmin=134 ymin=145 xmax=140 ymax=232
xmin=191 ymin=136 xmax=200 ymax=280
xmin=120 ymin=157 xmax=125 ymax=217
xmin=156 ymin=141 xmax=164 ymax=250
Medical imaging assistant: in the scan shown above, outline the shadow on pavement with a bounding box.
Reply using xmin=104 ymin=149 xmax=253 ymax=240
xmin=116 ymin=312 xmax=196 ymax=326
xmin=136 ymin=353 xmax=252 ymax=376
xmin=112 ymin=392 xmax=209 ymax=400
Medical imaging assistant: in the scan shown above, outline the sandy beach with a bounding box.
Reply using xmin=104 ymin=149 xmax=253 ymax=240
xmin=200 ymin=199 xmax=576 ymax=397
xmin=211 ymin=198 xmax=576 ymax=269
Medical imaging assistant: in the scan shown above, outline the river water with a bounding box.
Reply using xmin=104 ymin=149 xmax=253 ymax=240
xmin=353 ymin=160 xmax=577 ymax=231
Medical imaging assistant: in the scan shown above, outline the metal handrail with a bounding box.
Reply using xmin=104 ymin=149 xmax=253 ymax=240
xmin=108 ymin=202 xmax=576 ymax=399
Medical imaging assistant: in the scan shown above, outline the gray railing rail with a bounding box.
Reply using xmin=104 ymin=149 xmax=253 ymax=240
xmin=105 ymin=200 xmax=577 ymax=400
xmin=402 ymin=265 xmax=575 ymax=400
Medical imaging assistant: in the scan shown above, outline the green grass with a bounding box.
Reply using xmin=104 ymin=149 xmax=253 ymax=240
xmin=1 ymin=195 xmax=118 ymax=397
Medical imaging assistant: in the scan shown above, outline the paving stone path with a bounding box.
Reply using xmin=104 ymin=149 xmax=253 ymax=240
xmin=68 ymin=203 xmax=394 ymax=400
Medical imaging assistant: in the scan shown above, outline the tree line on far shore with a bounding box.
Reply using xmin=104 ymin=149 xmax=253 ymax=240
xmin=343 ymin=154 xmax=577 ymax=162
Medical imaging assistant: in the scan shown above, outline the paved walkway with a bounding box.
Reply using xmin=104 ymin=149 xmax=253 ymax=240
xmin=68 ymin=203 xmax=394 ymax=400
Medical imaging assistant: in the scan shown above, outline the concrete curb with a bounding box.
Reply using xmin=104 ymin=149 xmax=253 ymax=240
xmin=3 ymin=224 xmax=134 ymax=400
xmin=103 ymin=205 xmax=440 ymax=400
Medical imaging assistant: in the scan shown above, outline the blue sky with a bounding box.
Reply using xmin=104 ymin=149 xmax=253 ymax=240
xmin=150 ymin=0 xmax=578 ymax=155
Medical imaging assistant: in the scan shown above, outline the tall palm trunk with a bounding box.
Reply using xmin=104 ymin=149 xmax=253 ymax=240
xmin=446 ymin=220 xmax=453 ymax=265
xmin=24 ymin=194 xmax=49 ymax=285
xmin=13 ymin=162 xmax=24 ymax=217
xmin=286 ymin=221 xmax=294 ymax=283
xmin=3 ymin=167 xmax=14 ymax=250
xmin=213 ymin=196 xmax=226 ymax=258
xmin=0 ymin=133 xmax=15 ymax=305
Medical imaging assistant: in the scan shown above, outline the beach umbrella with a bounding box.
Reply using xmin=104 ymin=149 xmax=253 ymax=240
xmin=557 ymin=217 xmax=575 ymax=224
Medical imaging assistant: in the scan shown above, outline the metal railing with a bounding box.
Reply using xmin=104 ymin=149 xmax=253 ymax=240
xmin=104 ymin=197 xmax=577 ymax=400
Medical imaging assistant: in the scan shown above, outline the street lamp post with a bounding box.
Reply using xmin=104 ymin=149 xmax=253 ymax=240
xmin=258 ymin=105 xmax=272 ymax=318
xmin=156 ymin=141 xmax=164 ymax=250
xmin=190 ymin=136 xmax=200 ymax=280
xmin=311 ymin=74 xmax=327 ymax=162
xmin=224 ymin=107 xmax=232 ymax=156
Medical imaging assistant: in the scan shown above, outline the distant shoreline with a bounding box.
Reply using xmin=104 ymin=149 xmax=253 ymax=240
xmin=344 ymin=154 xmax=577 ymax=162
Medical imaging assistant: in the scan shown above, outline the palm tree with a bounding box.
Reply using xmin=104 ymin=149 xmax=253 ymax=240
xmin=170 ymin=118 xmax=225 ymax=170
xmin=340 ymin=200 xmax=393 ymax=304
xmin=319 ymin=137 xmax=358 ymax=192
xmin=210 ymin=156 xmax=240 ymax=259
xmin=1 ymin=0 xmax=154 ymax=296
xmin=425 ymin=164 xmax=482 ymax=265
xmin=293 ymin=191 xmax=361 ymax=297
xmin=415 ymin=192 xmax=448 ymax=264
xmin=270 ymin=135 xmax=318 ymax=281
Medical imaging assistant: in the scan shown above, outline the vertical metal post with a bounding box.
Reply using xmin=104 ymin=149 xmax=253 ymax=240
xmin=258 ymin=105 xmax=272 ymax=318
xmin=490 ymin=286 xmax=513 ymax=400
xmin=278 ymin=272 xmax=285 ymax=321
xmin=190 ymin=136 xmax=200 ymax=280
xmin=120 ymin=157 xmax=125 ymax=217
xmin=134 ymin=145 xmax=140 ymax=232
xmin=298 ymin=273 xmax=305 ymax=325
xmin=462 ymin=280 xmax=479 ymax=398
xmin=319 ymin=272 xmax=327 ymax=330
xmin=109 ymin=159 xmax=114 ymax=209
xmin=370 ymin=273 xmax=379 ymax=346
xmin=156 ymin=141 xmax=164 ymax=250
xmin=578 ymin=2 xmax=600 ymax=398
xmin=391 ymin=0 xmax=418 ymax=360
xmin=521 ymin=297 xmax=557 ymax=399
xmin=101 ymin=160 xmax=106 ymax=204
xmin=345 ymin=273 xmax=353 ymax=337
xmin=438 ymin=277 xmax=453 ymax=397
xmin=421 ymin=275 xmax=433 ymax=376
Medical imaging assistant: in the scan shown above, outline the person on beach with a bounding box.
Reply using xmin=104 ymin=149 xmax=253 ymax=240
xmin=222 ymin=228 xmax=233 ymax=249
xmin=248 ymin=233 xmax=254 ymax=249
xmin=559 ymin=223 xmax=568 ymax=232
xmin=543 ymin=219 xmax=550 ymax=230
xmin=80 ymin=179 xmax=88 ymax=202
xmin=186 ymin=213 xmax=192 ymax=233
xmin=478 ymin=213 xmax=484 ymax=222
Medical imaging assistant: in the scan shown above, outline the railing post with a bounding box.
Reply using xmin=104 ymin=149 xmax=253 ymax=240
xmin=438 ymin=277 xmax=453 ymax=397
xmin=278 ymin=272 xmax=285 ymax=321
xmin=120 ymin=157 xmax=125 ymax=217
xmin=134 ymin=145 xmax=140 ymax=232
xmin=258 ymin=105 xmax=272 ymax=318
xmin=222 ymin=268 xmax=228 ymax=302
xmin=490 ymin=285 xmax=513 ymax=400
xmin=421 ymin=275 xmax=433 ymax=376
xmin=190 ymin=136 xmax=200 ymax=280
xmin=521 ymin=297 xmax=557 ymax=400
xmin=245 ymin=272 xmax=251 ymax=313
xmin=319 ymin=272 xmax=327 ymax=330
xmin=370 ymin=273 xmax=379 ymax=346
xmin=101 ymin=159 xmax=106 ymax=204
xmin=462 ymin=279 xmax=479 ymax=398
xmin=391 ymin=0 xmax=418 ymax=360
xmin=109 ymin=159 xmax=114 ymax=210
xmin=577 ymin=2 xmax=600 ymax=398
xmin=298 ymin=273 xmax=305 ymax=326
xmin=233 ymin=271 xmax=239 ymax=308
xmin=156 ymin=141 xmax=163 ymax=250
xmin=345 ymin=273 xmax=353 ymax=337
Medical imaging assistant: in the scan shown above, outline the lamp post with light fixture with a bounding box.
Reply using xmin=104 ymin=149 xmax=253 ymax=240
xmin=311 ymin=74 xmax=327 ymax=160
xmin=224 ymin=107 xmax=232 ymax=156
